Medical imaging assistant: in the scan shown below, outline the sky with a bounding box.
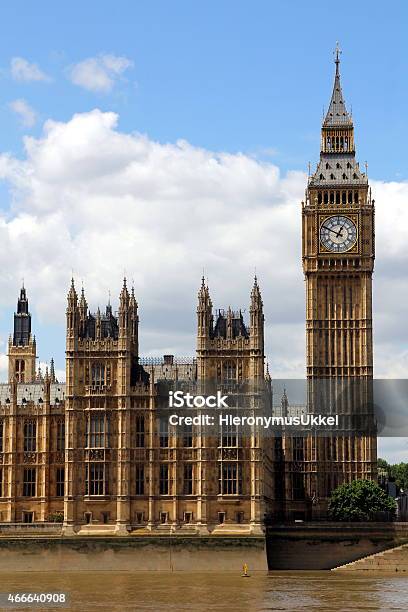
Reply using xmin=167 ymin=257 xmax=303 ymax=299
xmin=0 ymin=1 xmax=407 ymax=461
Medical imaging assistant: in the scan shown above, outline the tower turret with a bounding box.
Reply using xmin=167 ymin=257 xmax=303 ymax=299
xmin=197 ymin=277 xmax=213 ymax=348
xmin=118 ymin=278 xmax=130 ymax=335
xmin=129 ymin=286 xmax=139 ymax=347
xmin=8 ymin=285 xmax=37 ymax=383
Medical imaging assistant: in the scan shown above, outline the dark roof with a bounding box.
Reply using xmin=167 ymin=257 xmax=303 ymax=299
xmin=309 ymin=154 xmax=367 ymax=187
xmin=212 ymin=310 xmax=249 ymax=339
xmin=323 ymin=56 xmax=353 ymax=128
xmin=79 ymin=305 xmax=119 ymax=340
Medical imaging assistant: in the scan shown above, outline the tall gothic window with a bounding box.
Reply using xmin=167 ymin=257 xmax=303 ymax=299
xmin=224 ymin=361 xmax=236 ymax=381
xmin=183 ymin=464 xmax=193 ymax=495
xmin=183 ymin=423 xmax=193 ymax=447
xmin=91 ymin=363 xmax=105 ymax=387
xmin=24 ymin=421 xmax=36 ymax=452
xmin=56 ymin=468 xmax=65 ymax=497
xmin=23 ymin=468 xmax=36 ymax=497
xmin=159 ymin=464 xmax=169 ymax=494
xmin=219 ymin=463 xmax=242 ymax=495
xmin=0 ymin=420 xmax=3 ymax=453
xmin=86 ymin=463 xmax=107 ymax=496
xmin=56 ymin=420 xmax=65 ymax=452
xmin=86 ymin=413 xmax=109 ymax=448
xmin=135 ymin=415 xmax=145 ymax=447
xmin=293 ymin=472 xmax=305 ymax=500
xmin=0 ymin=468 xmax=3 ymax=497
xmin=293 ymin=437 xmax=304 ymax=462
xmin=135 ymin=464 xmax=144 ymax=495
xmin=16 ymin=359 xmax=25 ymax=383
xmin=159 ymin=418 xmax=169 ymax=448
xmin=220 ymin=422 xmax=240 ymax=448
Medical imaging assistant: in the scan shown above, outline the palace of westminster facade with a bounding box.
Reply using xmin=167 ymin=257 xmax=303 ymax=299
xmin=0 ymin=52 xmax=377 ymax=532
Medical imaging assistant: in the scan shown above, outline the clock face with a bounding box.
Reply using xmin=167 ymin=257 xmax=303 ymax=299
xmin=320 ymin=215 xmax=357 ymax=253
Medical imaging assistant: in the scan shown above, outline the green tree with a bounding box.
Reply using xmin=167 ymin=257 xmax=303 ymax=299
xmin=378 ymin=458 xmax=408 ymax=491
xmin=377 ymin=458 xmax=390 ymax=470
xmin=391 ymin=463 xmax=408 ymax=491
xmin=328 ymin=479 xmax=396 ymax=522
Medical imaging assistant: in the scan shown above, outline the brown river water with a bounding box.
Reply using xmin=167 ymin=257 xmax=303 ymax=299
xmin=0 ymin=571 xmax=407 ymax=611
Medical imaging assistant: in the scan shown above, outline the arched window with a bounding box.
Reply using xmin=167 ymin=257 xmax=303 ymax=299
xmin=86 ymin=412 xmax=109 ymax=448
xmin=24 ymin=420 xmax=36 ymax=452
xmin=91 ymin=363 xmax=105 ymax=387
xmin=224 ymin=361 xmax=237 ymax=381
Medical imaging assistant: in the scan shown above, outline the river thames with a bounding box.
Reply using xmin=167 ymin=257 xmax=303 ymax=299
xmin=0 ymin=571 xmax=407 ymax=611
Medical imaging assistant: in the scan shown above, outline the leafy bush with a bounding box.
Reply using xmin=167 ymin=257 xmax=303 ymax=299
xmin=328 ymin=479 xmax=396 ymax=522
xmin=48 ymin=512 xmax=64 ymax=523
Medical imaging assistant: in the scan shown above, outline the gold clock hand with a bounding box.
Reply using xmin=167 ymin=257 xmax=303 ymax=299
xmin=321 ymin=224 xmax=343 ymax=238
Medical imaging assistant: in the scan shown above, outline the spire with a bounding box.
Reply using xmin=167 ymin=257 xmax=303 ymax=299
xmin=281 ymin=387 xmax=288 ymax=417
xmin=198 ymin=276 xmax=212 ymax=307
xmin=79 ymin=285 xmax=87 ymax=314
xmin=67 ymin=277 xmax=78 ymax=305
xmin=129 ymin=285 xmax=138 ymax=309
xmin=323 ymin=43 xmax=353 ymax=127
xmin=50 ymin=358 xmax=56 ymax=383
xmin=251 ymin=274 xmax=262 ymax=305
xmin=13 ymin=284 xmax=32 ymax=346
xmin=36 ymin=363 xmax=43 ymax=382
xmin=197 ymin=276 xmax=213 ymax=340
xmin=119 ymin=277 xmax=130 ymax=308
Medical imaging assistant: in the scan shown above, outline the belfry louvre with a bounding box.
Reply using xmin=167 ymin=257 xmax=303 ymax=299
xmin=0 ymin=52 xmax=376 ymax=533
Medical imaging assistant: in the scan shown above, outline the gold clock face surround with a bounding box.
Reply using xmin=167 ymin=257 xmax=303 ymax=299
xmin=319 ymin=214 xmax=358 ymax=253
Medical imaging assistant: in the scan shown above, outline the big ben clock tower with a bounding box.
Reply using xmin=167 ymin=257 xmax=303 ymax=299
xmin=301 ymin=46 xmax=377 ymax=509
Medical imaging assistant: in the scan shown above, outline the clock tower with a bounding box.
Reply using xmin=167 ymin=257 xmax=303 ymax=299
xmin=301 ymin=47 xmax=377 ymax=510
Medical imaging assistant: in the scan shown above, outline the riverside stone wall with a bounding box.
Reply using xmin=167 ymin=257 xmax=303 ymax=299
xmin=266 ymin=523 xmax=408 ymax=570
xmin=0 ymin=536 xmax=268 ymax=572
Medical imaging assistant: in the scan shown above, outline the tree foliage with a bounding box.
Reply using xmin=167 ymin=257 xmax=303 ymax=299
xmin=328 ymin=479 xmax=396 ymax=522
xmin=378 ymin=458 xmax=408 ymax=491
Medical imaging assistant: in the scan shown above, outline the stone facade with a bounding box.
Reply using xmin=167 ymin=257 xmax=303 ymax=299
xmin=0 ymin=51 xmax=378 ymax=530
xmin=0 ymin=279 xmax=274 ymax=534
xmin=300 ymin=47 xmax=377 ymax=517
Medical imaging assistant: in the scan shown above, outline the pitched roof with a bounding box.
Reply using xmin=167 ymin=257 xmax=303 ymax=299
xmin=323 ymin=52 xmax=353 ymax=127
xmin=309 ymin=154 xmax=367 ymax=187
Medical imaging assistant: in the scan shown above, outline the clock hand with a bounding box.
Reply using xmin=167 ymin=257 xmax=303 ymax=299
xmin=321 ymin=224 xmax=343 ymax=238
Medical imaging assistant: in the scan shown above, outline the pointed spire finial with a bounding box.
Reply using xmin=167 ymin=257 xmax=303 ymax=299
xmin=334 ymin=41 xmax=341 ymax=75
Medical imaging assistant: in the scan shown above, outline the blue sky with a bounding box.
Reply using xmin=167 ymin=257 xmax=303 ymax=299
xmin=0 ymin=1 xmax=408 ymax=462
xmin=0 ymin=0 xmax=407 ymax=179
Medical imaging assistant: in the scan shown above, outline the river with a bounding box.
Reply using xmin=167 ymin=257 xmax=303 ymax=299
xmin=0 ymin=571 xmax=407 ymax=611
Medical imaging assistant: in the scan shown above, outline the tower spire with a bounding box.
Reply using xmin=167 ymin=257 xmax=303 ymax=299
xmin=323 ymin=43 xmax=352 ymax=128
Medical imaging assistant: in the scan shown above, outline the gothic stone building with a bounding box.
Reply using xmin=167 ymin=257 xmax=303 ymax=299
xmin=0 ymin=51 xmax=377 ymax=529
xmin=0 ymin=279 xmax=274 ymax=533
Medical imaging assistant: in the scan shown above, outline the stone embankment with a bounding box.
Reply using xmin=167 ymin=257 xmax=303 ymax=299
xmin=333 ymin=543 xmax=408 ymax=572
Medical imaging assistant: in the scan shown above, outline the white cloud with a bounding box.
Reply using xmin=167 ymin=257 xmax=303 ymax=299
xmin=10 ymin=57 xmax=50 ymax=82
xmin=0 ymin=109 xmax=407 ymax=387
xmin=0 ymin=354 xmax=7 ymax=377
xmin=68 ymin=54 xmax=133 ymax=93
xmin=9 ymin=99 xmax=37 ymax=127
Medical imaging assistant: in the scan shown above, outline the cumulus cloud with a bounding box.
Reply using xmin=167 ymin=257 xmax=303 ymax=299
xmin=10 ymin=57 xmax=50 ymax=82
xmin=0 ymin=109 xmax=407 ymax=387
xmin=9 ymin=99 xmax=37 ymax=127
xmin=68 ymin=54 xmax=133 ymax=93
xmin=0 ymin=354 xmax=7 ymax=377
